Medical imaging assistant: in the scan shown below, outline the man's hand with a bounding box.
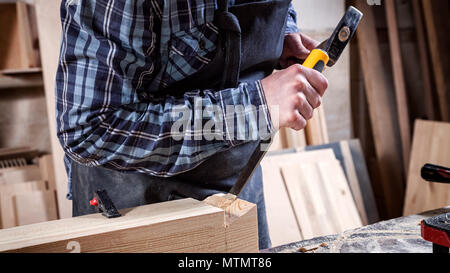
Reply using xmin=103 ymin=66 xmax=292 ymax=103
xmin=261 ymin=64 xmax=328 ymax=131
xmin=279 ymin=32 xmax=320 ymax=69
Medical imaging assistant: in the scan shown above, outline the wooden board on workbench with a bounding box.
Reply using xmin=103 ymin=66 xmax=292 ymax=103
xmin=403 ymin=120 xmax=450 ymax=216
xmin=0 ymin=196 xmax=258 ymax=253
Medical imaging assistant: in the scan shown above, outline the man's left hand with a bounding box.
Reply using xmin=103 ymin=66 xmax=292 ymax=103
xmin=279 ymin=32 xmax=320 ymax=69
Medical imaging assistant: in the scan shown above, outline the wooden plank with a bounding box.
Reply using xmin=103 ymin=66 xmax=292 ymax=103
xmin=39 ymin=155 xmax=57 ymax=192
xmin=0 ymin=196 xmax=258 ymax=253
xmin=353 ymin=0 xmax=405 ymax=218
xmin=421 ymin=0 xmax=449 ymax=121
xmin=261 ymin=154 xmax=303 ymax=247
xmin=385 ymin=0 xmax=411 ymax=172
xmin=0 ymin=165 xmax=41 ymax=184
xmin=280 ymin=160 xmax=362 ymax=240
xmin=261 ymin=149 xmax=338 ymax=244
xmin=283 ymin=128 xmax=307 ymax=149
xmin=16 ymin=2 xmax=37 ymax=68
xmin=0 ymin=181 xmax=46 ymax=229
xmin=0 ymin=4 xmax=22 ymax=70
xmin=411 ymin=0 xmax=436 ymax=120
xmin=338 ymin=141 xmax=368 ymax=225
xmin=403 ymin=120 xmax=450 ymax=216
xmin=34 ymin=0 xmax=72 ymax=218
xmin=299 ymin=140 xmax=380 ymax=225
xmin=305 ymin=106 xmax=329 ymax=146
xmin=13 ymin=190 xmax=58 ymax=226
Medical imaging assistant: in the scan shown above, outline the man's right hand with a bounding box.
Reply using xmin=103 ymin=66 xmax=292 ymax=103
xmin=261 ymin=64 xmax=329 ymax=131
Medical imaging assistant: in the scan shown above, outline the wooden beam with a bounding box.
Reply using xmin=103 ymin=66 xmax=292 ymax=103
xmin=353 ymin=1 xmax=405 ymax=218
xmin=0 ymin=195 xmax=258 ymax=253
xmin=385 ymin=0 xmax=411 ymax=172
xmin=34 ymin=0 xmax=72 ymax=218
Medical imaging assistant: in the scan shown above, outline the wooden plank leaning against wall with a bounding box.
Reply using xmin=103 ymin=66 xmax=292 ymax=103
xmin=385 ymin=0 xmax=411 ymax=173
xmin=34 ymin=0 xmax=72 ymax=218
xmin=403 ymin=120 xmax=450 ymax=216
xmin=352 ymin=1 xmax=405 ymax=219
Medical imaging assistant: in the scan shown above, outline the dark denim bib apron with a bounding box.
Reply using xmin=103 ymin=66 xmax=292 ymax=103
xmin=71 ymin=0 xmax=291 ymax=250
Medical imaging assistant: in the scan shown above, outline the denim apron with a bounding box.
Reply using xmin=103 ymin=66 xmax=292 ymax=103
xmin=71 ymin=0 xmax=291 ymax=250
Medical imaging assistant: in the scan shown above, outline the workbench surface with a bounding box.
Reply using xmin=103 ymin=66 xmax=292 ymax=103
xmin=264 ymin=207 xmax=449 ymax=253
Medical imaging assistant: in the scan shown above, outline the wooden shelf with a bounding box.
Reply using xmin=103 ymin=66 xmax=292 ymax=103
xmin=0 ymin=68 xmax=43 ymax=89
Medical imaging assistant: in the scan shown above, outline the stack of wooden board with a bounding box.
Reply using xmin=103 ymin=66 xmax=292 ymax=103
xmin=350 ymin=0 xmax=450 ymax=219
xmin=261 ymin=141 xmax=377 ymax=247
xmin=403 ymin=120 xmax=450 ymax=215
xmin=0 ymin=149 xmax=58 ymax=229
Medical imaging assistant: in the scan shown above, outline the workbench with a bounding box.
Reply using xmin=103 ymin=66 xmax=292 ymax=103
xmin=264 ymin=207 xmax=449 ymax=253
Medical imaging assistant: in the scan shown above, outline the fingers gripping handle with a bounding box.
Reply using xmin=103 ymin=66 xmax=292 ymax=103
xmin=302 ymin=49 xmax=330 ymax=73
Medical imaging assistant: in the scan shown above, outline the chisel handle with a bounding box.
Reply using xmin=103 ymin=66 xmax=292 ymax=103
xmin=302 ymin=49 xmax=330 ymax=73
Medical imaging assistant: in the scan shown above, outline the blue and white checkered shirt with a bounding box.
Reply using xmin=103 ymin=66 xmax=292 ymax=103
xmin=56 ymin=0 xmax=298 ymax=199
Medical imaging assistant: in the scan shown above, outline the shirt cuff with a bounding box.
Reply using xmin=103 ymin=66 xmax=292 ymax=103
xmin=218 ymin=81 xmax=275 ymax=146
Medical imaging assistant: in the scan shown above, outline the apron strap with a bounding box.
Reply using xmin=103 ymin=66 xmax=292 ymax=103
xmin=217 ymin=0 xmax=229 ymax=12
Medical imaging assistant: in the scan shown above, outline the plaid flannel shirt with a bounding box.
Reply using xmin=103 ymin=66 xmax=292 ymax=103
xmin=56 ymin=0 xmax=299 ymax=199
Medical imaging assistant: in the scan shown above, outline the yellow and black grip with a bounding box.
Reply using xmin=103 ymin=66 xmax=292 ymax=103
xmin=302 ymin=49 xmax=329 ymax=73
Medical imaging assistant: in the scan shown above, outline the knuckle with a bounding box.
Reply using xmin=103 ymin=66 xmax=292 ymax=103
xmin=293 ymin=64 xmax=303 ymax=73
xmin=305 ymin=107 xmax=313 ymax=120
xmin=295 ymin=117 xmax=307 ymax=130
xmin=319 ymin=77 xmax=329 ymax=93
xmin=296 ymin=77 xmax=307 ymax=90
xmin=293 ymin=94 xmax=303 ymax=106
xmin=286 ymin=112 xmax=298 ymax=124
xmin=317 ymin=96 xmax=323 ymax=107
xmin=312 ymin=95 xmax=322 ymax=108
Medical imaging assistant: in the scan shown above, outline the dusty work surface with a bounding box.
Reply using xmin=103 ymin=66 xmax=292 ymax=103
xmin=264 ymin=207 xmax=449 ymax=253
